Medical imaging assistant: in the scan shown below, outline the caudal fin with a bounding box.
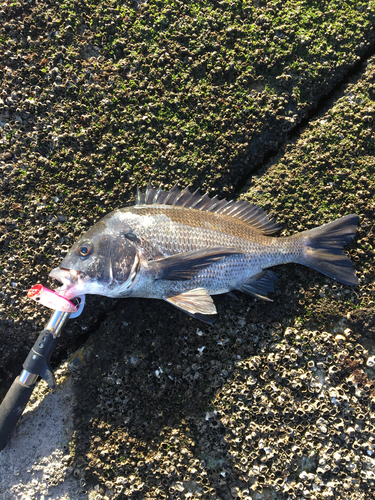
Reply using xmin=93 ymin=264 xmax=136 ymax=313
xmin=299 ymin=214 xmax=359 ymax=285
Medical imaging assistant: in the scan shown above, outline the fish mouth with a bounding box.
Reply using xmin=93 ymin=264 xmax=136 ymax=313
xmin=49 ymin=267 xmax=80 ymax=284
xmin=49 ymin=267 xmax=86 ymax=298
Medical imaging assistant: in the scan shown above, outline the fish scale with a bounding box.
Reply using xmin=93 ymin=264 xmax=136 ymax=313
xmin=49 ymin=184 xmax=359 ymax=323
xmin=121 ymin=207 xmax=280 ymax=255
xmin=120 ymin=207 xmax=297 ymax=289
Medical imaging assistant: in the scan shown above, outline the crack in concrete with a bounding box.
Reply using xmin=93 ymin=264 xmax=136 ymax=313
xmin=77 ymin=49 xmax=375 ymax=360
xmin=48 ymin=42 xmax=375 ymax=373
xmin=234 ymin=42 xmax=375 ymax=195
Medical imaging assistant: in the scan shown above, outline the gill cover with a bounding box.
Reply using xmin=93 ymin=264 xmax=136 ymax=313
xmin=55 ymin=216 xmax=138 ymax=285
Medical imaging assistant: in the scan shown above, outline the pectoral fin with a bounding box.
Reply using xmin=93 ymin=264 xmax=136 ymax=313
xmin=165 ymin=288 xmax=217 ymax=324
xmin=153 ymin=247 xmax=243 ymax=281
xmin=240 ymin=270 xmax=278 ymax=302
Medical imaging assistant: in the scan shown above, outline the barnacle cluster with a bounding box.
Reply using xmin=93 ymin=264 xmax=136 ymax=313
xmin=0 ymin=0 xmax=374 ymax=497
xmin=0 ymin=0 xmax=374 ymax=349
xmin=61 ymin=302 xmax=374 ymax=499
xmin=214 ymin=326 xmax=375 ymax=498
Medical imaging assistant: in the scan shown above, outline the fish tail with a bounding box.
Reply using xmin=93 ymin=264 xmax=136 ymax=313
xmin=297 ymin=214 xmax=359 ymax=285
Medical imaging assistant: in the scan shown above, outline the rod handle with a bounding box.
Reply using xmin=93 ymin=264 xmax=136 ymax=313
xmin=0 ymin=377 xmax=34 ymax=452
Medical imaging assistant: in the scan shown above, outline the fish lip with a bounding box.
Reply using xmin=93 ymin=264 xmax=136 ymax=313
xmin=49 ymin=266 xmax=86 ymax=285
xmin=49 ymin=267 xmax=69 ymax=284
xmin=49 ymin=266 xmax=83 ymax=275
xmin=49 ymin=267 xmax=80 ymax=299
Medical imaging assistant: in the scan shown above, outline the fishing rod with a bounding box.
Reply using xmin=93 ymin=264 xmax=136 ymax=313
xmin=0 ymin=292 xmax=85 ymax=452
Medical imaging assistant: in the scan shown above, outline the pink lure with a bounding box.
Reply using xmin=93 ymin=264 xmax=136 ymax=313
xmin=28 ymin=284 xmax=78 ymax=313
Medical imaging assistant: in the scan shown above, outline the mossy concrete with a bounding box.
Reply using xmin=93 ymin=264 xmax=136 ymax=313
xmin=0 ymin=1 xmax=374 ymax=498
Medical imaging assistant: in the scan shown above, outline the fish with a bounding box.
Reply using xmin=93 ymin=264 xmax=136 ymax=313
xmin=49 ymin=183 xmax=359 ymax=323
xmin=28 ymin=283 xmax=78 ymax=313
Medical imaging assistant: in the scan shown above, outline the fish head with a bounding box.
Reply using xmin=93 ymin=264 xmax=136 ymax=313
xmin=49 ymin=213 xmax=139 ymax=299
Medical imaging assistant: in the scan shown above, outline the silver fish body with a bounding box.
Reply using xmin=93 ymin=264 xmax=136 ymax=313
xmin=50 ymin=184 xmax=359 ymax=323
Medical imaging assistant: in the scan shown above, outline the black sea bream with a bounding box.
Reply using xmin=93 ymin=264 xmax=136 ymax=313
xmin=50 ymin=184 xmax=359 ymax=323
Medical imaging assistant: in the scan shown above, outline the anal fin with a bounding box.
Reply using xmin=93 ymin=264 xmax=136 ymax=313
xmin=165 ymin=288 xmax=217 ymax=324
xmin=226 ymin=291 xmax=239 ymax=301
xmin=240 ymin=270 xmax=278 ymax=302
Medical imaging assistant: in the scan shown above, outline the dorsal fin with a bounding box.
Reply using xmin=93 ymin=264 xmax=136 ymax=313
xmin=136 ymin=184 xmax=280 ymax=235
xmin=136 ymin=185 xmax=145 ymax=205
xmin=143 ymin=180 xmax=159 ymax=205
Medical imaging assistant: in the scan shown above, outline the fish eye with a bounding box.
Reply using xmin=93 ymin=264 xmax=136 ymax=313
xmin=78 ymin=242 xmax=93 ymax=258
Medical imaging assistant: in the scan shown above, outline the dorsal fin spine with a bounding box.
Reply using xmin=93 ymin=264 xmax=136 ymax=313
xmin=206 ymin=195 xmax=222 ymax=212
xmin=173 ymin=186 xmax=191 ymax=206
xmin=189 ymin=192 xmax=208 ymax=209
xmin=209 ymin=199 xmax=229 ymax=213
xmin=136 ymin=186 xmax=144 ymax=205
xmin=145 ymin=180 xmax=157 ymax=205
xmin=164 ymin=183 xmax=179 ymax=205
xmin=136 ymin=183 xmax=280 ymax=235
xmin=180 ymin=189 xmax=201 ymax=209
xmin=154 ymin=184 xmax=163 ymax=203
